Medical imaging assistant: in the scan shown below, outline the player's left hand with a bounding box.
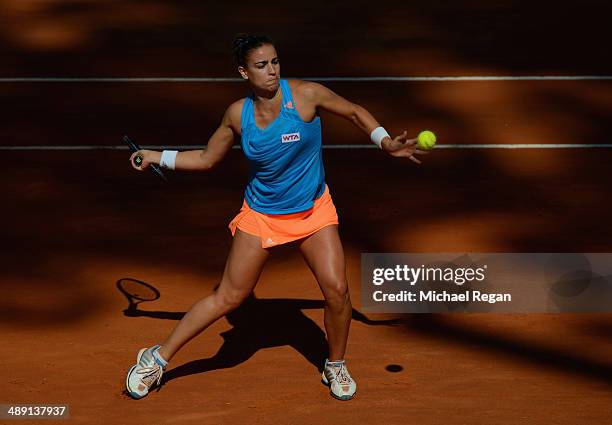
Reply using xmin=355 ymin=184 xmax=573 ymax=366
xmin=382 ymin=131 xmax=429 ymax=164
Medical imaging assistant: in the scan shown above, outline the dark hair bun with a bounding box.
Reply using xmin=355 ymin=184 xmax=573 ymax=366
xmin=232 ymin=33 xmax=249 ymax=51
xmin=232 ymin=34 xmax=275 ymax=67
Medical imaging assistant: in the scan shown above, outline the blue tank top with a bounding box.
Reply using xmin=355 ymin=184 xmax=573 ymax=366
xmin=240 ymin=79 xmax=326 ymax=214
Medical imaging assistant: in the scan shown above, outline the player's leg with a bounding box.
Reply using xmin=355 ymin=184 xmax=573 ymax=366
xmin=158 ymin=229 xmax=269 ymax=361
xmin=299 ymin=225 xmax=351 ymax=360
xmin=298 ymin=224 xmax=356 ymax=400
xmin=126 ymin=229 xmax=269 ymax=399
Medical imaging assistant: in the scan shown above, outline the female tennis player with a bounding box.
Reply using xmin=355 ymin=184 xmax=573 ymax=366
xmin=125 ymin=34 xmax=427 ymax=401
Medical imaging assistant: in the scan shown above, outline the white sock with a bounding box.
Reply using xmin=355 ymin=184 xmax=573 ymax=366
xmin=152 ymin=346 xmax=168 ymax=369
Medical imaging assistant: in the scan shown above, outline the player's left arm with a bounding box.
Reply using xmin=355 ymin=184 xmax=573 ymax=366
xmin=304 ymin=81 xmax=427 ymax=163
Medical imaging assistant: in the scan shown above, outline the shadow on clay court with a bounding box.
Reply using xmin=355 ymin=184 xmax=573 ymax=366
xmin=581 ymin=320 xmax=612 ymax=341
xmin=116 ymin=278 xmax=399 ymax=381
xmin=402 ymin=315 xmax=612 ymax=386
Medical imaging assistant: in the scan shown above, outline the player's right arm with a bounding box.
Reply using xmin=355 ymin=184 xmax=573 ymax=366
xmin=130 ymin=99 xmax=243 ymax=172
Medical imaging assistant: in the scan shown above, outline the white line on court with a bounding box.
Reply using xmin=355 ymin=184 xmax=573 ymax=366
xmin=0 ymin=76 xmax=611 ymax=82
xmin=1 ymin=144 xmax=611 ymax=151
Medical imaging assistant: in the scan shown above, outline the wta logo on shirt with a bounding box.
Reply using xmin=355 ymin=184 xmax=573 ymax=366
xmin=281 ymin=132 xmax=301 ymax=143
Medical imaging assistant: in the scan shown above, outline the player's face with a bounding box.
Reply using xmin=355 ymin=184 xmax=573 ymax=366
xmin=239 ymin=44 xmax=280 ymax=93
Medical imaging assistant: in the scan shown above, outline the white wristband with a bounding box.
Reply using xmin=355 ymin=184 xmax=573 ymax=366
xmin=370 ymin=127 xmax=390 ymax=149
xmin=160 ymin=150 xmax=178 ymax=170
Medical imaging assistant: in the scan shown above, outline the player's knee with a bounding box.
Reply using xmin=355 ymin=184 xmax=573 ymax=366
xmin=215 ymin=287 xmax=249 ymax=312
xmin=324 ymin=279 xmax=349 ymax=306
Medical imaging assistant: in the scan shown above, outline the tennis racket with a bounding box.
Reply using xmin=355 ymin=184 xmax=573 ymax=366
xmin=123 ymin=135 xmax=168 ymax=182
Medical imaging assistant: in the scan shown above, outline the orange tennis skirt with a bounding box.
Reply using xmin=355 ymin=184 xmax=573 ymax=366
xmin=228 ymin=185 xmax=339 ymax=248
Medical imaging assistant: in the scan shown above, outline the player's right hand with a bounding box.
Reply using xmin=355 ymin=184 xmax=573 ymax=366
xmin=129 ymin=149 xmax=155 ymax=171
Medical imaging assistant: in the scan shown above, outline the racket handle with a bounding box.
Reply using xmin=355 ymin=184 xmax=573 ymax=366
xmin=133 ymin=154 xmax=144 ymax=167
xmin=133 ymin=154 xmax=167 ymax=182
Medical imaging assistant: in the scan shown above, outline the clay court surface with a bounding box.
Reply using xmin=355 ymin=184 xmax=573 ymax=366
xmin=1 ymin=1 xmax=612 ymax=424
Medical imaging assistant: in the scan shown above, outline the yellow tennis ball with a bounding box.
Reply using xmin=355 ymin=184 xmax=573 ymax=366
xmin=417 ymin=130 xmax=437 ymax=150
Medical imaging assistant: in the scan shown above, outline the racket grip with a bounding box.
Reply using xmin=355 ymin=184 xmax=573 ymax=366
xmin=133 ymin=154 xmax=144 ymax=167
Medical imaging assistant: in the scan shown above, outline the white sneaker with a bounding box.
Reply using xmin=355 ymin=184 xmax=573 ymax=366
xmin=321 ymin=359 xmax=357 ymax=400
xmin=126 ymin=345 xmax=165 ymax=399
